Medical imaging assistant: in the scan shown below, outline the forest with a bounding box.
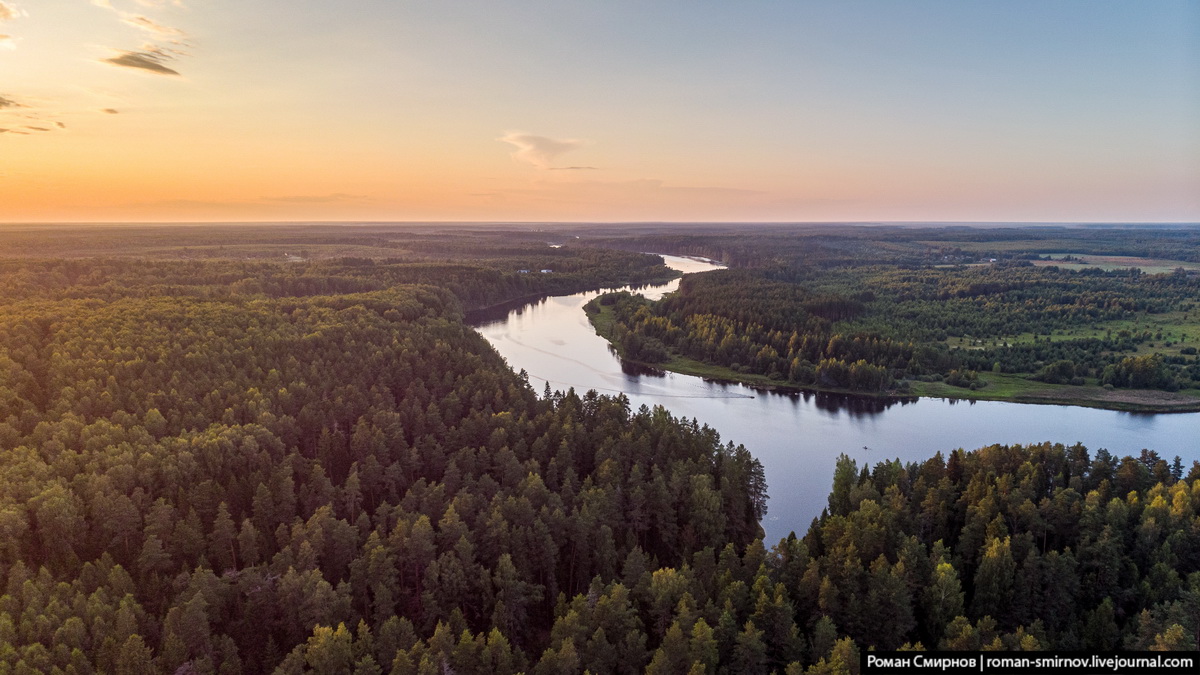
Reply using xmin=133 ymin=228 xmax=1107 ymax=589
xmin=577 ymin=224 xmax=1200 ymax=268
xmin=1 ymin=224 xmax=1197 ymax=674
xmin=583 ymin=226 xmax=1200 ymax=410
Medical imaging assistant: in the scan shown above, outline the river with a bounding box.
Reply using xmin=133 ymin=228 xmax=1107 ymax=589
xmin=472 ymin=255 xmax=1199 ymax=543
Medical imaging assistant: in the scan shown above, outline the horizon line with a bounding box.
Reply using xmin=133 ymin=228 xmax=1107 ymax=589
xmin=2 ymin=220 xmax=1198 ymax=228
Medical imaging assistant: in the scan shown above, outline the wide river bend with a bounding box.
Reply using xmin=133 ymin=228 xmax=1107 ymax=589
xmin=472 ymin=255 xmax=1199 ymax=543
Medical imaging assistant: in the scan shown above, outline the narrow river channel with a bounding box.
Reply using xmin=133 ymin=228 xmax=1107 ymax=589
xmin=472 ymin=255 xmax=1199 ymax=543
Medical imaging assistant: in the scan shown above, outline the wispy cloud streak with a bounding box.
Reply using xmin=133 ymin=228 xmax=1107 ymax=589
xmin=122 ymin=14 xmax=183 ymax=37
xmin=0 ymin=94 xmax=66 ymax=135
xmin=498 ymin=131 xmax=588 ymax=169
xmin=261 ymin=193 xmax=372 ymax=204
xmin=104 ymin=47 xmax=180 ymax=75
xmin=93 ymin=0 xmax=189 ymax=75
xmin=0 ymin=0 xmax=22 ymax=49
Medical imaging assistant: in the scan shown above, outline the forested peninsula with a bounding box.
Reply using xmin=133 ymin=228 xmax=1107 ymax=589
xmin=582 ymin=226 xmax=1200 ymax=412
xmin=1 ymin=225 xmax=1197 ymax=674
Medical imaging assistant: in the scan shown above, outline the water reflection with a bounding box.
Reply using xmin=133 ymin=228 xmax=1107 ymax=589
xmin=467 ymin=296 xmax=550 ymax=325
xmin=620 ymin=360 xmax=666 ymax=378
xmin=810 ymin=391 xmax=916 ymax=416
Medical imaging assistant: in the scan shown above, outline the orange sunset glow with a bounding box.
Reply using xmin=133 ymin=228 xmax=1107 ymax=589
xmin=2 ymin=1 xmax=1198 ymax=223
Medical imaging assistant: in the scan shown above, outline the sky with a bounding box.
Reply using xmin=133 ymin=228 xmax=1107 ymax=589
xmin=1 ymin=0 xmax=1198 ymax=223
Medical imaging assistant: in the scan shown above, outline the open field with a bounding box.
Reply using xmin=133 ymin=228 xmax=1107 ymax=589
xmin=1034 ymin=253 xmax=1200 ymax=274
xmin=910 ymin=372 xmax=1200 ymax=412
xmin=945 ymin=309 xmax=1200 ymax=358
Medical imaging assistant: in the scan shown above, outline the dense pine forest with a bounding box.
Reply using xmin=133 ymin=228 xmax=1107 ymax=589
xmin=1 ymin=225 xmax=1198 ymax=673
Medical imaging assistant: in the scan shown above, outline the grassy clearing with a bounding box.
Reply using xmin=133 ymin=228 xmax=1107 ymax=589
xmin=658 ymin=355 xmax=786 ymax=389
xmin=916 ymin=239 xmax=1087 ymax=253
xmin=585 ymin=300 xmax=618 ymax=339
xmin=945 ymin=309 xmax=1200 ymax=358
xmin=1034 ymin=254 xmax=1200 ymax=274
xmin=911 ymin=371 xmax=1093 ymax=401
xmin=910 ymin=373 xmax=1200 ymax=412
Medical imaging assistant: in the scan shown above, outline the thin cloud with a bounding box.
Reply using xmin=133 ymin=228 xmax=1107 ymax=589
xmin=543 ymin=178 xmax=763 ymax=196
xmin=261 ymin=193 xmax=371 ymax=204
xmin=101 ymin=108 xmax=120 ymax=114
xmin=501 ymin=178 xmax=766 ymax=204
xmin=123 ymin=14 xmax=184 ymax=37
xmin=104 ymin=48 xmax=180 ymax=75
xmin=549 ymin=166 xmax=599 ymax=171
xmin=93 ymin=0 xmax=190 ymax=74
xmin=0 ymin=0 xmax=21 ymax=50
xmin=0 ymin=94 xmax=64 ymax=132
xmin=130 ymin=198 xmax=258 ymax=210
xmin=498 ymin=131 xmax=587 ymax=170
